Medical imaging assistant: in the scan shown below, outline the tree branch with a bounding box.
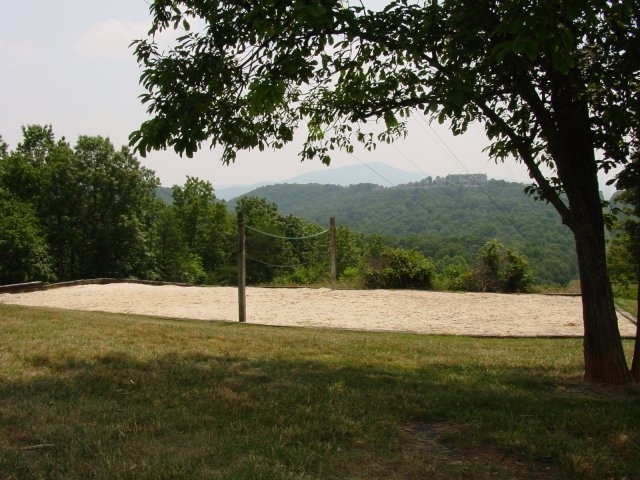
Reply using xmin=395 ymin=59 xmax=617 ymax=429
xmin=475 ymin=101 xmax=574 ymax=230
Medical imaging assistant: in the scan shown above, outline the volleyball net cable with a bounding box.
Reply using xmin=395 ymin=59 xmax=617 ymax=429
xmin=245 ymin=224 xmax=329 ymax=240
xmin=243 ymin=223 xmax=331 ymax=270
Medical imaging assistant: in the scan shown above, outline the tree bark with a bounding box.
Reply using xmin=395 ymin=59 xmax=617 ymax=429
xmin=573 ymin=225 xmax=631 ymax=384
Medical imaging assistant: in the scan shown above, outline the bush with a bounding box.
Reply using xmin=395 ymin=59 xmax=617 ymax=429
xmin=434 ymin=255 xmax=472 ymax=291
xmin=363 ymin=247 xmax=434 ymax=289
xmin=273 ymin=265 xmax=327 ymax=286
xmin=468 ymin=240 xmax=533 ymax=293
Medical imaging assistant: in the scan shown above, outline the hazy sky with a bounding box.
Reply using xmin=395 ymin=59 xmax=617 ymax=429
xmin=1 ymin=1 xmax=608 ymax=193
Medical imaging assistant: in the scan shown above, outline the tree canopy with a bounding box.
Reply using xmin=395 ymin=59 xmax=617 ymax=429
xmin=0 ymin=126 xmax=161 ymax=281
xmin=132 ymin=1 xmax=637 ymax=180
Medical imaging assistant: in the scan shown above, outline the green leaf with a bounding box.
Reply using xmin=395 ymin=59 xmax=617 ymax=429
xmin=512 ymin=37 xmax=539 ymax=61
xmin=551 ymin=50 xmax=574 ymax=75
xmin=383 ymin=111 xmax=398 ymax=129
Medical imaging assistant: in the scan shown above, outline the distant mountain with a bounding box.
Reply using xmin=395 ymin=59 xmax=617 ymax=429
xmin=155 ymin=186 xmax=173 ymax=204
xmin=230 ymin=174 xmax=578 ymax=285
xmin=215 ymin=182 xmax=271 ymax=201
xmin=285 ymin=161 xmax=423 ymax=186
xmin=214 ymin=162 xmax=423 ymax=200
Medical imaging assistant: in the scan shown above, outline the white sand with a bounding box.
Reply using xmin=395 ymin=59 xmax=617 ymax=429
xmin=0 ymin=283 xmax=636 ymax=337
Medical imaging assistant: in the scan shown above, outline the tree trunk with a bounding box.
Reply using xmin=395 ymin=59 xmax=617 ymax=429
xmin=573 ymin=225 xmax=631 ymax=384
xmin=631 ymin=271 xmax=640 ymax=382
xmin=549 ymin=78 xmax=631 ymax=384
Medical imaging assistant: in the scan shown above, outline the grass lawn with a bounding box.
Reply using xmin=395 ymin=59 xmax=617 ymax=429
xmin=616 ymin=298 xmax=638 ymax=319
xmin=616 ymin=298 xmax=638 ymax=318
xmin=615 ymin=284 xmax=638 ymax=318
xmin=1 ymin=303 xmax=639 ymax=480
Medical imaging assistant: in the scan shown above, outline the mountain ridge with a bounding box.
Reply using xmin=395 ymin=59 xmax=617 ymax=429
xmin=214 ymin=162 xmax=424 ymax=200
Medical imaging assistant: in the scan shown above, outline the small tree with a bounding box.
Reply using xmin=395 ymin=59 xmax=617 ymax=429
xmin=470 ymin=240 xmax=533 ymax=293
xmin=171 ymin=176 xmax=234 ymax=281
xmin=436 ymin=255 xmax=472 ymax=291
xmin=608 ymin=230 xmax=636 ymax=294
xmin=151 ymin=204 xmax=206 ymax=283
xmin=363 ymin=247 xmax=434 ymax=290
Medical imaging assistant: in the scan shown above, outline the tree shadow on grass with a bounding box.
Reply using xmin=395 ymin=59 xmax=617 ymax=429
xmin=1 ymin=350 xmax=639 ymax=480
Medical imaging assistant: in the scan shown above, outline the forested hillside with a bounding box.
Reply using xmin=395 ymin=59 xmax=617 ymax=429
xmin=232 ymin=176 xmax=578 ymax=285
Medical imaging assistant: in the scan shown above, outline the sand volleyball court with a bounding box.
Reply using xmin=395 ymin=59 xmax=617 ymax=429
xmin=0 ymin=283 xmax=636 ymax=337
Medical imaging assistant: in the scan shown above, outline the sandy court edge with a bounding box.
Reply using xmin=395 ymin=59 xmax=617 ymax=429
xmin=0 ymin=283 xmax=636 ymax=337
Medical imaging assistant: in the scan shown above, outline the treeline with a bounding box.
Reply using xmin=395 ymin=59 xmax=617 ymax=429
xmin=229 ymin=180 xmax=579 ymax=285
xmin=0 ymin=126 xmax=534 ymax=293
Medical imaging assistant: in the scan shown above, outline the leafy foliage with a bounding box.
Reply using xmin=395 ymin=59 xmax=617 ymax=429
xmin=236 ymin=196 xmax=292 ymax=284
xmin=130 ymin=1 xmax=638 ymax=203
xmin=151 ymin=204 xmax=208 ymax=284
xmin=363 ymin=246 xmax=435 ymax=290
xmin=0 ymin=190 xmax=54 ymax=283
xmin=171 ymin=177 xmax=234 ymax=282
xmin=610 ymin=161 xmax=640 ymax=289
xmin=469 ymin=240 xmax=533 ymax=293
xmin=0 ymin=126 xmax=160 ymax=281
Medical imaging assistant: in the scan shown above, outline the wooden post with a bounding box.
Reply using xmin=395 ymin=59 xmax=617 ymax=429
xmin=237 ymin=212 xmax=246 ymax=323
xmin=329 ymin=216 xmax=337 ymax=290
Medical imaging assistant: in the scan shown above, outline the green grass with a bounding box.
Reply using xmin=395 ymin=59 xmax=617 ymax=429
xmin=614 ymin=283 xmax=638 ymax=318
xmin=617 ymin=297 xmax=638 ymax=318
xmin=1 ymin=304 xmax=639 ymax=480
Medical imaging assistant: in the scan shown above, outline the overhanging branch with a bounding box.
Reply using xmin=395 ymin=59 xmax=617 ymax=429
xmin=476 ymin=101 xmax=574 ymax=230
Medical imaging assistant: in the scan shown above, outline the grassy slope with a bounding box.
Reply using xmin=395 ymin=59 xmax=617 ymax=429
xmin=1 ymin=304 xmax=639 ymax=480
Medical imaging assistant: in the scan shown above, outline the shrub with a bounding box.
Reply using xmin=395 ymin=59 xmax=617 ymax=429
xmin=435 ymin=255 xmax=472 ymax=291
xmin=468 ymin=240 xmax=533 ymax=293
xmin=363 ymin=247 xmax=434 ymax=289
